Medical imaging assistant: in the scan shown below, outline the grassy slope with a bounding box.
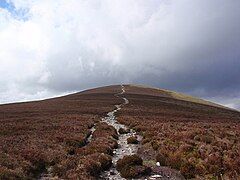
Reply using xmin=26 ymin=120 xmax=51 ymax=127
xmin=0 ymin=84 xmax=239 ymax=179
xmin=0 ymin=85 xmax=122 ymax=179
xmin=128 ymin=84 xmax=236 ymax=111
xmin=119 ymin=84 xmax=240 ymax=179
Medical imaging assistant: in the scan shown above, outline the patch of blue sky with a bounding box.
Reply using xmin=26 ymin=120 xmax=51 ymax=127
xmin=0 ymin=0 xmax=29 ymax=21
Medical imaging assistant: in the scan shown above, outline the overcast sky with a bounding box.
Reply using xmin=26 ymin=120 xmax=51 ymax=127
xmin=0 ymin=0 xmax=240 ymax=109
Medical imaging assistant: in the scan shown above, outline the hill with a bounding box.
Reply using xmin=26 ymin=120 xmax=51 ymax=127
xmin=0 ymin=85 xmax=239 ymax=179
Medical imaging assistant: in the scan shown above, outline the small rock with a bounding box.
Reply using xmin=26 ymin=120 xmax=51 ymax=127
xmin=151 ymin=174 xmax=162 ymax=178
xmin=156 ymin=162 xmax=160 ymax=166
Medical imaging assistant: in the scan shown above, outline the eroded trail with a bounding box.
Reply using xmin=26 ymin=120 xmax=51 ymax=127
xmin=100 ymin=85 xmax=142 ymax=179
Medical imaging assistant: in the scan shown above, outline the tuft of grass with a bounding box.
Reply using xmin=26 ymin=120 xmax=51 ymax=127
xmin=120 ymin=165 xmax=151 ymax=178
xmin=127 ymin=136 xmax=139 ymax=144
xmin=116 ymin=155 xmax=151 ymax=178
xmin=0 ymin=167 xmax=25 ymax=180
xmin=117 ymin=154 xmax=143 ymax=171
xmin=151 ymin=140 xmax=160 ymax=151
xmin=156 ymin=153 xmax=167 ymax=166
xmin=118 ymin=128 xmax=130 ymax=134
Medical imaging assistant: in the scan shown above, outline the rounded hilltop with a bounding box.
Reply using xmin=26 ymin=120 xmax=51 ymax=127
xmin=0 ymin=84 xmax=239 ymax=179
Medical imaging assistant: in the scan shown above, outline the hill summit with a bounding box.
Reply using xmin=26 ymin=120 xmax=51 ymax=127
xmin=0 ymin=84 xmax=239 ymax=179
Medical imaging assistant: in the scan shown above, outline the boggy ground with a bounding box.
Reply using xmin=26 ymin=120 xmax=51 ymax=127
xmin=1 ymin=84 xmax=240 ymax=179
xmin=118 ymin=85 xmax=240 ymax=179
xmin=0 ymin=85 xmax=122 ymax=179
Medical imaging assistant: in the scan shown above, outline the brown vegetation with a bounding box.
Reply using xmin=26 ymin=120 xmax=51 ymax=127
xmin=116 ymin=154 xmax=151 ymax=178
xmin=118 ymin=127 xmax=130 ymax=134
xmin=1 ymin=84 xmax=240 ymax=179
xmin=118 ymin=85 xmax=240 ymax=179
xmin=127 ymin=136 xmax=139 ymax=144
xmin=0 ymin=85 xmax=122 ymax=179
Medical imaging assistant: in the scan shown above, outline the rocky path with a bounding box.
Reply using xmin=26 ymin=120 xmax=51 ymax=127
xmin=100 ymin=85 xmax=142 ymax=179
xmin=40 ymin=85 xmax=171 ymax=180
xmin=100 ymin=85 xmax=176 ymax=180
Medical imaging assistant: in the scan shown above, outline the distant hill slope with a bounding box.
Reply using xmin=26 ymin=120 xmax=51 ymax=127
xmin=76 ymin=83 xmax=237 ymax=112
xmin=0 ymin=84 xmax=239 ymax=179
xmin=116 ymin=84 xmax=240 ymax=179
xmin=124 ymin=84 xmax=235 ymax=111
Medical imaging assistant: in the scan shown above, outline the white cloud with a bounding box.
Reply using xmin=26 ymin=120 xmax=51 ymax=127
xmin=0 ymin=0 xmax=240 ymax=109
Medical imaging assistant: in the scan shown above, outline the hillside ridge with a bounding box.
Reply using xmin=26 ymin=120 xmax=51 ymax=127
xmin=125 ymin=84 xmax=236 ymax=111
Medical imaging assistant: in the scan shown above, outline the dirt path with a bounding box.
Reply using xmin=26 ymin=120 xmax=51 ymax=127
xmin=39 ymin=85 xmax=167 ymax=180
xmin=100 ymin=85 xmax=142 ymax=179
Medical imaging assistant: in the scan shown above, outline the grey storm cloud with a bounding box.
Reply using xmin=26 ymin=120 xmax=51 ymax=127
xmin=0 ymin=0 xmax=240 ymax=109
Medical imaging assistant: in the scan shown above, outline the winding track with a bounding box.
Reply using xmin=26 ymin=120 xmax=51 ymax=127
xmin=40 ymin=85 xmax=135 ymax=180
xmin=39 ymin=85 xmax=164 ymax=180
xmin=100 ymin=85 xmax=142 ymax=179
xmin=40 ymin=85 xmax=163 ymax=179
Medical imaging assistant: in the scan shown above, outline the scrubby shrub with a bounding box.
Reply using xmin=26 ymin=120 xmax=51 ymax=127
xmin=0 ymin=167 xmax=25 ymax=180
xmin=127 ymin=136 xmax=139 ymax=144
xmin=79 ymin=153 xmax=112 ymax=175
xmin=65 ymin=137 xmax=87 ymax=147
xmin=156 ymin=153 xmax=167 ymax=166
xmin=142 ymin=138 xmax=151 ymax=145
xmin=116 ymin=154 xmax=143 ymax=171
xmin=143 ymin=132 xmax=154 ymax=139
xmin=180 ymin=161 xmax=195 ymax=179
xmin=129 ymin=123 xmax=137 ymax=129
xmin=194 ymin=135 xmax=201 ymax=141
xmin=133 ymin=125 xmax=147 ymax=132
xmin=84 ymin=159 xmax=102 ymax=177
xmin=97 ymin=153 xmax=112 ymax=170
xmin=93 ymin=144 xmax=114 ymax=155
xmin=93 ymin=122 xmax=119 ymax=140
xmin=120 ymin=165 xmax=151 ymax=178
xmin=118 ymin=128 xmax=130 ymax=134
xmin=195 ymin=161 xmax=207 ymax=175
xmin=168 ymin=152 xmax=183 ymax=170
xmin=151 ymin=140 xmax=160 ymax=150
xmin=52 ymin=157 xmax=78 ymax=178
xmin=201 ymin=135 xmax=213 ymax=144
xmin=109 ymin=139 xmax=118 ymax=149
xmin=87 ymin=121 xmax=95 ymax=129
xmin=116 ymin=155 xmax=151 ymax=178
xmin=179 ymin=144 xmax=194 ymax=152
xmin=67 ymin=148 xmax=75 ymax=156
